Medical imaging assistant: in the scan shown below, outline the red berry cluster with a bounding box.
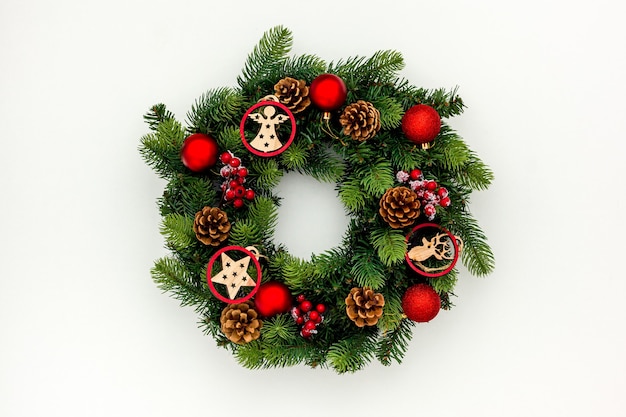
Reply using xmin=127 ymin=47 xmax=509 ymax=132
xmin=291 ymin=294 xmax=326 ymax=338
xmin=219 ymin=151 xmax=255 ymax=209
xmin=396 ymin=168 xmax=451 ymax=220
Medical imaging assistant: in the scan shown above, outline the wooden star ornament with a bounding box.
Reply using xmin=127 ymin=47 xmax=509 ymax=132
xmin=206 ymin=245 xmax=263 ymax=304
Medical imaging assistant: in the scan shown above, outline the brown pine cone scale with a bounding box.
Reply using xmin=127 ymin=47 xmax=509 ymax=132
xmin=220 ymin=301 xmax=263 ymax=344
xmin=339 ymin=100 xmax=381 ymax=141
xmin=274 ymin=77 xmax=311 ymax=114
xmin=193 ymin=206 xmax=231 ymax=246
xmin=345 ymin=287 xmax=385 ymax=327
xmin=379 ymin=187 xmax=421 ymax=229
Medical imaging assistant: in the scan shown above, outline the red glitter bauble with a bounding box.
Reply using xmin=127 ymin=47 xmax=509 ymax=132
xmin=254 ymin=281 xmax=293 ymax=317
xmin=309 ymin=73 xmax=347 ymax=111
xmin=401 ymin=104 xmax=441 ymax=145
xmin=402 ymin=283 xmax=441 ymax=322
xmin=180 ymin=133 xmax=219 ymax=172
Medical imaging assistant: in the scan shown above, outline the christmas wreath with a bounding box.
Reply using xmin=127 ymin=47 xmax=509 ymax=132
xmin=140 ymin=26 xmax=494 ymax=373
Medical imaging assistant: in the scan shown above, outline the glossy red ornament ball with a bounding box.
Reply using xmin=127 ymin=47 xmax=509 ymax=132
xmin=401 ymin=104 xmax=441 ymax=145
xmin=254 ymin=281 xmax=293 ymax=317
xmin=180 ymin=133 xmax=219 ymax=172
xmin=309 ymin=73 xmax=347 ymax=112
xmin=402 ymin=283 xmax=441 ymax=322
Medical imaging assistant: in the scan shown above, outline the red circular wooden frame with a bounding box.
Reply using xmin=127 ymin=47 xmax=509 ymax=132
xmin=239 ymin=101 xmax=296 ymax=157
xmin=405 ymin=222 xmax=459 ymax=278
xmin=206 ymin=245 xmax=262 ymax=304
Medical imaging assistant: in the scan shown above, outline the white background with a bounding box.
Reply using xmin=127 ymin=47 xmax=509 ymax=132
xmin=2 ymin=0 xmax=625 ymax=415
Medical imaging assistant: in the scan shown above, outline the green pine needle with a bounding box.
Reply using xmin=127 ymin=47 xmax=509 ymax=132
xmin=151 ymin=257 xmax=212 ymax=311
xmin=350 ymin=248 xmax=386 ymax=290
xmin=160 ymin=213 xmax=195 ymax=251
xmin=370 ymin=227 xmax=407 ymax=267
xmin=237 ymin=25 xmax=293 ymax=92
xmin=327 ymin=333 xmax=377 ymax=373
xmin=377 ymin=318 xmax=414 ymax=366
xmin=358 ymin=158 xmax=395 ymax=197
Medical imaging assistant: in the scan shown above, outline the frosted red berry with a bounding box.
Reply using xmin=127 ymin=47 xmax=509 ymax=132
xmin=220 ymin=152 xmax=232 ymax=164
xmin=410 ymin=169 xmax=422 ymax=180
xmin=300 ymin=300 xmax=313 ymax=312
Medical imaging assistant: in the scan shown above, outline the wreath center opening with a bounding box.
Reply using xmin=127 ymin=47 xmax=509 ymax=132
xmin=273 ymin=171 xmax=350 ymax=259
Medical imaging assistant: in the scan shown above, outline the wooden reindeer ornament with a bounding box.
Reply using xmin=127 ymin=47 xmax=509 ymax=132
xmin=405 ymin=223 xmax=463 ymax=278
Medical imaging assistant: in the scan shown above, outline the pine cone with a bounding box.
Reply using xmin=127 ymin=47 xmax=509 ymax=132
xmin=339 ymin=100 xmax=381 ymax=141
xmin=379 ymin=187 xmax=421 ymax=229
xmin=193 ymin=206 xmax=231 ymax=246
xmin=274 ymin=77 xmax=311 ymax=114
xmin=345 ymin=287 xmax=385 ymax=327
xmin=220 ymin=301 xmax=263 ymax=344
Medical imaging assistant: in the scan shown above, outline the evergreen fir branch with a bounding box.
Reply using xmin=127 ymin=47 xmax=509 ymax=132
xmin=436 ymin=126 xmax=472 ymax=171
xmin=341 ymin=141 xmax=378 ymax=165
xmin=328 ymin=55 xmax=367 ymax=80
xmin=444 ymin=211 xmax=495 ymax=276
xmin=261 ymin=343 xmax=310 ymax=368
xmin=299 ymin=146 xmax=344 ymax=183
xmin=143 ymin=103 xmax=175 ymax=131
xmin=377 ymin=318 xmax=414 ymax=366
xmin=228 ymin=218 xmax=263 ymax=248
xmin=237 ymin=26 xmax=293 ymax=92
xmin=377 ymin=288 xmax=404 ymax=333
xmin=261 ymin=314 xmax=300 ymax=343
xmin=338 ymin=177 xmax=368 ymax=213
xmin=160 ymin=213 xmax=195 ymax=251
xmin=250 ymin=158 xmax=283 ymax=191
xmin=159 ymin=175 xmax=217 ymax=218
xmin=456 ymin=153 xmax=494 ymax=191
xmin=279 ymin=139 xmax=309 ymax=170
xmin=371 ymin=96 xmax=404 ymax=129
xmin=358 ymin=158 xmax=395 ymax=196
xmin=139 ymin=118 xmax=186 ymax=179
xmin=427 ymin=268 xmax=458 ymax=294
xmin=151 ymin=257 xmax=212 ymax=311
xmin=186 ymin=87 xmax=243 ymax=133
xmin=280 ymin=54 xmax=327 ymax=82
xmin=350 ymin=247 xmax=386 ymax=290
xmin=426 ymin=86 xmax=465 ymax=118
xmin=217 ymin=126 xmax=246 ymax=155
xmin=312 ymin=247 xmax=349 ymax=281
xmin=360 ymin=50 xmax=405 ymax=83
xmin=282 ymin=256 xmax=319 ymax=293
xmin=247 ymin=196 xmax=279 ymax=241
xmin=370 ymin=227 xmax=407 ymax=267
xmin=235 ymin=341 xmax=266 ymax=369
xmin=327 ymin=332 xmax=377 ymax=373
xmin=395 ymin=82 xmax=465 ymax=118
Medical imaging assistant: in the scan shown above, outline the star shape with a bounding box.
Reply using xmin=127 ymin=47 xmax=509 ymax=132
xmin=210 ymin=252 xmax=256 ymax=299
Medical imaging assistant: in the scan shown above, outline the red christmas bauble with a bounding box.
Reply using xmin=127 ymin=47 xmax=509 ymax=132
xmin=254 ymin=281 xmax=293 ymax=317
xmin=180 ymin=133 xmax=219 ymax=172
xmin=401 ymin=104 xmax=441 ymax=145
xmin=402 ymin=283 xmax=441 ymax=322
xmin=309 ymin=73 xmax=347 ymax=112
